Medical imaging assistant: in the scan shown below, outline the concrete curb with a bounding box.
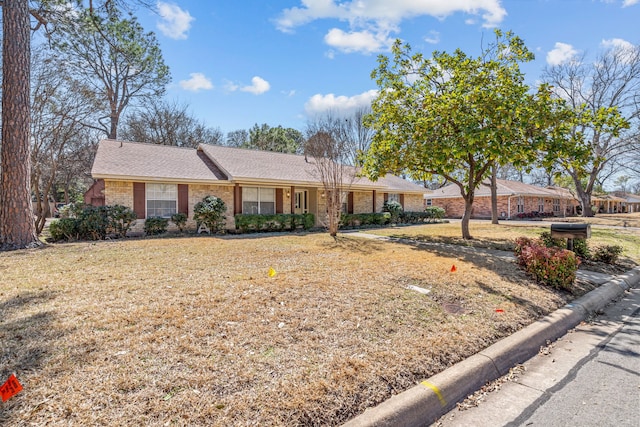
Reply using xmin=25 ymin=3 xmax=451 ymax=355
xmin=343 ymin=266 xmax=640 ymax=427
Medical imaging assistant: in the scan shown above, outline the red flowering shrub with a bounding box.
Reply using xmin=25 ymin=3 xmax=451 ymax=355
xmin=514 ymin=237 xmax=580 ymax=291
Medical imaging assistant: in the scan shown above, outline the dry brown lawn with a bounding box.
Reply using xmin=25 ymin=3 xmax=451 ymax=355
xmin=0 ymin=227 xmax=624 ymax=426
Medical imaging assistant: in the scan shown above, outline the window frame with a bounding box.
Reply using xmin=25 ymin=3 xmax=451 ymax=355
xmin=146 ymin=183 xmax=178 ymax=218
xmin=242 ymin=187 xmax=276 ymax=215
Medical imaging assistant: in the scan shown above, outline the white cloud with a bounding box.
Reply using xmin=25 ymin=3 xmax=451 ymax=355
xmin=179 ymin=73 xmax=213 ymax=92
xmin=240 ymin=76 xmax=271 ymax=95
xmin=324 ymin=28 xmax=392 ymax=54
xmin=157 ymin=2 xmax=194 ymax=40
xmin=424 ymin=30 xmax=440 ymax=44
xmin=304 ymin=90 xmax=378 ymax=117
xmin=601 ymin=38 xmax=637 ymax=63
xmin=623 ymin=0 xmax=639 ymax=7
xmin=601 ymin=37 xmax=634 ymax=51
xmin=546 ymin=42 xmax=579 ymax=66
xmin=275 ymin=0 xmax=506 ymax=54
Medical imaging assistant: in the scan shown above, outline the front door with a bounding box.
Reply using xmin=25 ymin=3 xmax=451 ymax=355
xmin=294 ymin=190 xmax=308 ymax=214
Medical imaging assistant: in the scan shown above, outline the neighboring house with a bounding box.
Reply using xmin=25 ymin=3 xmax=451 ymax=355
xmin=426 ymin=179 xmax=579 ymax=219
xmin=89 ymin=139 xmax=428 ymax=231
xmin=591 ymin=194 xmax=626 ymax=214
xmin=612 ymin=192 xmax=640 ymax=213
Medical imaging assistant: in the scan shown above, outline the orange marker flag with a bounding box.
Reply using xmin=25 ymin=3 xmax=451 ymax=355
xmin=450 ymin=265 xmax=457 ymax=273
xmin=495 ymin=309 xmax=505 ymax=313
xmin=1 ymin=374 xmax=23 ymax=402
xmin=268 ymin=267 xmax=277 ymax=277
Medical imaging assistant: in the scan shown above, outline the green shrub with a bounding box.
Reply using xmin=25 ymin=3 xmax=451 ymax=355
xmin=49 ymin=218 xmax=79 ymax=242
xmin=171 ymin=212 xmax=188 ymax=232
xmin=592 ymin=245 xmax=623 ymax=264
xmin=514 ymin=237 xmax=580 ymax=291
xmin=193 ymin=196 xmax=227 ymax=233
xmin=235 ymin=213 xmax=314 ymax=233
xmin=382 ymin=201 xmax=403 ymax=223
xmin=144 ymin=217 xmax=169 ymax=235
xmin=572 ymin=238 xmax=590 ymax=259
xmin=340 ymin=213 xmax=389 ymax=228
xmin=424 ymin=206 xmax=445 ymax=220
xmin=539 ymin=231 xmax=564 ymax=248
xmin=107 ymin=205 xmax=137 ymax=238
xmin=77 ymin=205 xmax=110 ymax=240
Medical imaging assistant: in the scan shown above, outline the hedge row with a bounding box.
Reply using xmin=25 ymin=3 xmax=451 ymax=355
xmin=234 ymin=213 xmax=315 ymax=233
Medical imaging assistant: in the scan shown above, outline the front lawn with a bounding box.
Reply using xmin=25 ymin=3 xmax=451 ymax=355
xmin=0 ymin=226 xmax=631 ymax=425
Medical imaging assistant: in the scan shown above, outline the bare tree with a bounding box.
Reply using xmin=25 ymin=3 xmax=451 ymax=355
xmin=226 ymin=129 xmax=249 ymax=147
xmin=30 ymin=47 xmax=95 ymax=233
xmin=543 ymin=43 xmax=640 ymax=216
xmin=305 ymin=113 xmax=359 ymax=237
xmin=120 ymin=101 xmax=223 ymax=147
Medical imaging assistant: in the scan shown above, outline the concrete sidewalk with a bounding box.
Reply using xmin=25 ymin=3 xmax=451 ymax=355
xmin=342 ymin=231 xmax=640 ymax=427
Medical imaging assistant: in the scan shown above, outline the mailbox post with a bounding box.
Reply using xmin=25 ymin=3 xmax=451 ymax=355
xmin=550 ymin=223 xmax=591 ymax=251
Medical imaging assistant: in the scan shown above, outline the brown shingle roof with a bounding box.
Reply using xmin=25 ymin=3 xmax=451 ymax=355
xmin=91 ymin=139 xmax=228 ymax=182
xmin=198 ymin=144 xmax=427 ymax=193
xmin=430 ymin=179 xmax=577 ymax=199
xmin=91 ymin=139 xmax=427 ymax=194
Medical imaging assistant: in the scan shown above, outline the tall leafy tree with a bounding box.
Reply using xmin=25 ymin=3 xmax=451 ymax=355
xmin=246 ymin=123 xmax=304 ymax=153
xmin=51 ymin=4 xmax=170 ymax=139
xmin=542 ymin=45 xmax=638 ymax=216
xmin=363 ymin=30 xmax=563 ymax=239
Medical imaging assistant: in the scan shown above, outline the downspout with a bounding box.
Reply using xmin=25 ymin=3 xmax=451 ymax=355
xmin=508 ymin=195 xmax=512 ymax=219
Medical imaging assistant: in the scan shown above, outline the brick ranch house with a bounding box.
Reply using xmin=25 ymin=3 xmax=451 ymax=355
xmin=426 ymin=179 xmax=580 ymax=219
xmin=87 ymin=139 xmax=428 ymax=232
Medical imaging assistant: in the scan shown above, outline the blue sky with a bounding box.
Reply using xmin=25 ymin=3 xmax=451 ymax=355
xmin=136 ymin=0 xmax=640 ymax=136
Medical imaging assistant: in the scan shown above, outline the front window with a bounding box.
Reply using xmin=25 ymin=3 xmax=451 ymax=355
xmin=387 ymin=193 xmax=400 ymax=204
xmin=517 ymin=196 xmax=524 ymax=213
xmin=242 ymin=187 xmax=275 ymax=214
xmin=553 ymin=199 xmax=560 ymax=212
xmin=426 ymin=199 xmax=433 ymax=206
xmin=538 ymin=197 xmax=544 ymax=213
xmin=146 ymin=183 xmax=177 ymax=218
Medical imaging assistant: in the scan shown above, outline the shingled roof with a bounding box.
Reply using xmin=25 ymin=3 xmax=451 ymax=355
xmin=92 ymin=139 xmax=228 ymax=183
xmin=91 ymin=139 xmax=427 ymax=194
xmin=429 ymin=179 xmax=577 ymax=199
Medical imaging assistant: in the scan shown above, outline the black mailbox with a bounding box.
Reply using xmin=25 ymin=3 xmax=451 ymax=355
xmin=551 ymin=223 xmax=591 ymax=251
xmin=550 ymin=223 xmax=591 ymax=239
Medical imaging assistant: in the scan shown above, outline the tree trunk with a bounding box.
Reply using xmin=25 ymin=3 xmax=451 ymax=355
xmin=490 ymin=164 xmax=499 ymax=224
xmin=461 ymin=197 xmax=474 ymax=240
xmin=1 ymin=0 xmax=41 ymax=250
xmin=574 ymin=177 xmax=594 ymax=217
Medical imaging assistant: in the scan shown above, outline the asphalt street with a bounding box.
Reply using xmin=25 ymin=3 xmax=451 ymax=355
xmin=436 ymin=287 xmax=640 ymax=427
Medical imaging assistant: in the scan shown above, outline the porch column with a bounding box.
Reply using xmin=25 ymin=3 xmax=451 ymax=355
xmin=290 ymin=186 xmax=296 ymax=213
xmin=234 ymin=184 xmax=242 ymax=215
xmin=372 ymin=190 xmax=377 ymax=212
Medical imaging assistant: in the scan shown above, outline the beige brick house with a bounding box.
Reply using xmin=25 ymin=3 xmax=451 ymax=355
xmin=426 ymin=179 xmax=579 ymax=219
xmin=89 ymin=139 xmax=428 ymax=232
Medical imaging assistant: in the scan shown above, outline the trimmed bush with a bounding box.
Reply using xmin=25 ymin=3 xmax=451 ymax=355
xmin=539 ymin=231 xmax=564 ymax=248
xmin=171 ymin=212 xmax=188 ymax=232
xmin=515 ymin=237 xmax=580 ymax=291
xmin=572 ymin=238 xmax=590 ymax=259
xmin=424 ymin=206 xmax=445 ymax=220
xmin=144 ymin=217 xmax=169 ymax=235
xmin=235 ymin=213 xmax=314 ymax=233
xmin=592 ymin=245 xmax=623 ymax=264
xmin=193 ymin=196 xmax=227 ymax=234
